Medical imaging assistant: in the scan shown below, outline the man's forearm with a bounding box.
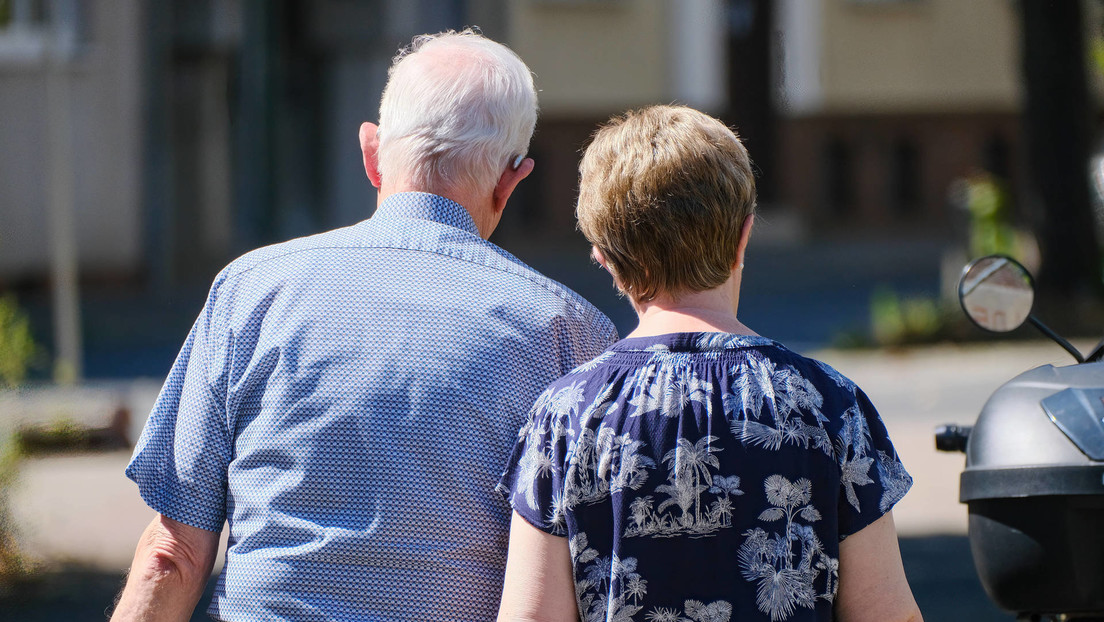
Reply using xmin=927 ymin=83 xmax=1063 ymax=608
xmin=111 ymin=515 xmax=219 ymax=622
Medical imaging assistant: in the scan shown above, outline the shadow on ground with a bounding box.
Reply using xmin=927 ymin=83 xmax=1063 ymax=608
xmin=900 ymin=535 xmax=1013 ymax=621
xmin=0 ymin=565 xmax=215 ymax=622
xmin=1 ymin=535 xmax=1012 ymax=621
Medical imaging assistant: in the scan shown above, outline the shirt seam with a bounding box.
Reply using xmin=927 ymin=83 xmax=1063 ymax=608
xmin=220 ymin=241 xmax=603 ymax=320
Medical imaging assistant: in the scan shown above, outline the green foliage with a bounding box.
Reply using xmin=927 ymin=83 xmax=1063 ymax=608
xmin=870 ymin=288 xmax=946 ymax=347
xmin=1093 ymin=36 xmax=1104 ymax=76
xmin=963 ymin=174 xmax=1017 ymax=258
xmin=16 ymin=417 xmax=90 ymax=453
xmin=834 ymin=287 xmax=964 ymax=349
xmin=0 ymin=431 xmax=30 ymax=588
xmin=0 ymin=295 xmax=37 ymax=587
xmin=0 ymin=295 xmax=36 ymax=389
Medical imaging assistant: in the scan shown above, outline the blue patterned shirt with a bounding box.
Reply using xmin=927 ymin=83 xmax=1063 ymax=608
xmin=498 ymin=332 xmax=912 ymax=622
xmin=126 ymin=192 xmax=618 ymax=621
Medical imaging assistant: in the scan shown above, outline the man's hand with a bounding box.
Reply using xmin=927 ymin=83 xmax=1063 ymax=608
xmin=110 ymin=514 xmax=220 ymax=622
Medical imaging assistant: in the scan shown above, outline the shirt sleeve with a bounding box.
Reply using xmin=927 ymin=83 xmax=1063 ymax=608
xmin=496 ymin=388 xmax=570 ymax=536
xmin=124 ymin=274 xmax=233 ymax=532
xmin=836 ymin=386 xmax=913 ymax=540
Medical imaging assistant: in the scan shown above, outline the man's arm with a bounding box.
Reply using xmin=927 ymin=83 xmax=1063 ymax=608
xmin=835 ymin=511 xmax=923 ymax=622
xmin=497 ymin=511 xmax=577 ymax=622
xmin=111 ymin=514 xmax=221 ymax=622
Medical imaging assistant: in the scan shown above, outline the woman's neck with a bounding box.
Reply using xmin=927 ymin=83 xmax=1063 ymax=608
xmin=627 ymin=282 xmax=756 ymax=339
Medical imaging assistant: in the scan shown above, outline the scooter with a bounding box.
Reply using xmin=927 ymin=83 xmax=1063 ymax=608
xmin=935 ymin=255 xmax=1104 ymax=621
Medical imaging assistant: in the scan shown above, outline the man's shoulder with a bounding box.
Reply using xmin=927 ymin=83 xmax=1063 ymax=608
xmin=193 ymin=227 xmax=364 ymax=317
xmin=220 ymin=226 xmax=359 ymax=281
xmin=478 ymin=242 xmax=615 ymax=330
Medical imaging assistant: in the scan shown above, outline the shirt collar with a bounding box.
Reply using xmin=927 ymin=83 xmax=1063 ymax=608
xmin=609 ymin=332 xmax=776 ymax=353
xmin=374 ymin=191 xmax=481 ymax=237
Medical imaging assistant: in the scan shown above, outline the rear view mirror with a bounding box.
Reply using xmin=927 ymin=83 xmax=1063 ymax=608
xmin=958 ymin=255 xmax=1035 ymax=333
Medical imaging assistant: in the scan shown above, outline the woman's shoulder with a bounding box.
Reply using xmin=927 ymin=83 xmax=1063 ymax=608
xmin=742 ymin=339 xmax=860 ymax=392
xmin=790 ymin=351 xmax=859 ymax=394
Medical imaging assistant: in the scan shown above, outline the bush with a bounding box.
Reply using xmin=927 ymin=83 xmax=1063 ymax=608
xmin=870 ymin=288 xmax=946 ymax=346
xmin=0 ymin=295 xmax=36 ymax=389
xmin=0 ymin=431 xmax=29 ymax=590
xmin=834 ymin=287 xmax=967 ymax=349
xmin=0 ymin=294 xmax=37 ymax=588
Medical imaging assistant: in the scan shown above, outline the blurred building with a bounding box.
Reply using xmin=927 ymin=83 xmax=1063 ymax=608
xmin=773 ymin=0 xmax=1024 ymax=235
xmin=0 ymin=0 xmax=504 ymax=289
xmin=0 ymin=0 xmax=1094 ymax=288
xmin=0 ymin=0 xmax=144 ymax=284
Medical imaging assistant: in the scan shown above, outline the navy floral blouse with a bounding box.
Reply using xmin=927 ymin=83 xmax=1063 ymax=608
xmin=498 ymin=332 xmax=912 ymax=622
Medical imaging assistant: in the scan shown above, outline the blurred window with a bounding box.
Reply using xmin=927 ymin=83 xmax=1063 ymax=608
xmin=0 ymin=0 xmax=81 ymax=63
xmin=0 ymin=0 xmax=49 ymax=29
xmin=889 ymin=137 xmax=921 ymax=217
xmin=983 ymin=133 xmax=1011 ymax=180
xmin=823 ymin=137 xmax=854 ymax=217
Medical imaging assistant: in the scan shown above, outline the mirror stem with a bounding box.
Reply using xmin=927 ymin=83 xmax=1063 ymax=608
xmin=1028 ymin=315 xmax=1085 ymax=363
xmin=1085 ymin=336 xmax=1104 ymax=363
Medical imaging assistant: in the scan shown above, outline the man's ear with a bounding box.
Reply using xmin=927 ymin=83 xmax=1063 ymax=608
xmin=491 ymin=157 xmax=535 ymax=215
xmin=360 ymin=122 xmax=382 ymax=188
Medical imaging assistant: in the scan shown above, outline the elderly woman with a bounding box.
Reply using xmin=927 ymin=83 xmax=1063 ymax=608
xmin=496 ymin=105 xmax=922 ymax=622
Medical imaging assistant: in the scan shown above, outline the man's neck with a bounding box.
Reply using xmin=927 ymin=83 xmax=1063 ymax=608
xmin=378 ymin=182 xmax=496 ymax=239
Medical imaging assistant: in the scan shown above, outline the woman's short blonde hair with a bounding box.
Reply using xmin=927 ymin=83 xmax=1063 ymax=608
xmin=577 ymin=105 xmax=757 ymax=303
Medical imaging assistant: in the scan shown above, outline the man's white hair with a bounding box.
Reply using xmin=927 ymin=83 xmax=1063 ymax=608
xmin=378 ymin=29 xmax=538 ymax=195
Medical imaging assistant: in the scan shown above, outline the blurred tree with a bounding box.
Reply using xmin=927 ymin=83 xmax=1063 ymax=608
xmin=1019 ymin=1 xmax=1102 ymax=305
xmin=963 ymin=173 xmax=1018 ymax=259
xmin=0 ymin=295 xmax=35 ymax=388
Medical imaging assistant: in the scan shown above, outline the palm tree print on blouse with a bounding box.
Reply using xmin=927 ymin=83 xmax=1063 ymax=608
xmin=564 ymin=427 xmax=656 ymax=508
xmin=627 ymin=361 xmax=714 ymax=420
xmin=876 ymin=449 xmax=912 ymax=512
xmin=502 ymin=333 xmax=914 ymax=621
xmin=835 ymin=404 xmax=875 ymax=511
xmin=738 ymin=475 xmax=838 ymax=621
xmin=624 ymin=436 xmax=743 ymax=538
xmin=726 ymin=356 xmax=833 ymax=456
xmin=513 ymin=381 xmax=590 ymax=526
xmin=571 ymin=532 xmax=734 ymax=622
xmin=517 ymin=379 xmax=661 ymax=533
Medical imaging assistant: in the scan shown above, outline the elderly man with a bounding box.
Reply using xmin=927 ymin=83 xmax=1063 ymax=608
xmin=112 ymin=30 xmax=616 ymax=621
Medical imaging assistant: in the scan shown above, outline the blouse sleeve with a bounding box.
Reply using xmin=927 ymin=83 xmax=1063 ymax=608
xmin=496 ymin=387 xmax=571 ymax=536
xmin=836 ymin=386 xmax=913 ymax=539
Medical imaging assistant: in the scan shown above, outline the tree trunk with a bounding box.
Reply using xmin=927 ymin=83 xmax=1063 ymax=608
xmin=1019 ymin=0 xmax=1102 ymax=307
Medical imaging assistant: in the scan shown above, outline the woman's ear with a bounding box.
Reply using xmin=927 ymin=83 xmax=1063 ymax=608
xmin=592 ymin=246 xmax=628 ymax=295
xmin=591 ymin=246 xmax=611 ymax=272
xmin=734 ymin=213 xmax=755 ymax=270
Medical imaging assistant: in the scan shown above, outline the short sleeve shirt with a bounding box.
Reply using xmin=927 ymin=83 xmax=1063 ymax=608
xmin=126 ymin=192 xmax=618 ymax=621
xmin=498 ymin=332 xmax=912 ymax=622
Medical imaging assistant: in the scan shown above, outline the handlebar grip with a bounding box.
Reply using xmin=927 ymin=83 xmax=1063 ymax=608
xmin=934 ymin=424 xmax=972 ymax=453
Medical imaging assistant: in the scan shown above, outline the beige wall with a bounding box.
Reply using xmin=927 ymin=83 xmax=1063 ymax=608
xmin=818 ymin=0 xmax=1019 ymax=113
xmin=507 ymin=0 xmax=669 ymax=115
